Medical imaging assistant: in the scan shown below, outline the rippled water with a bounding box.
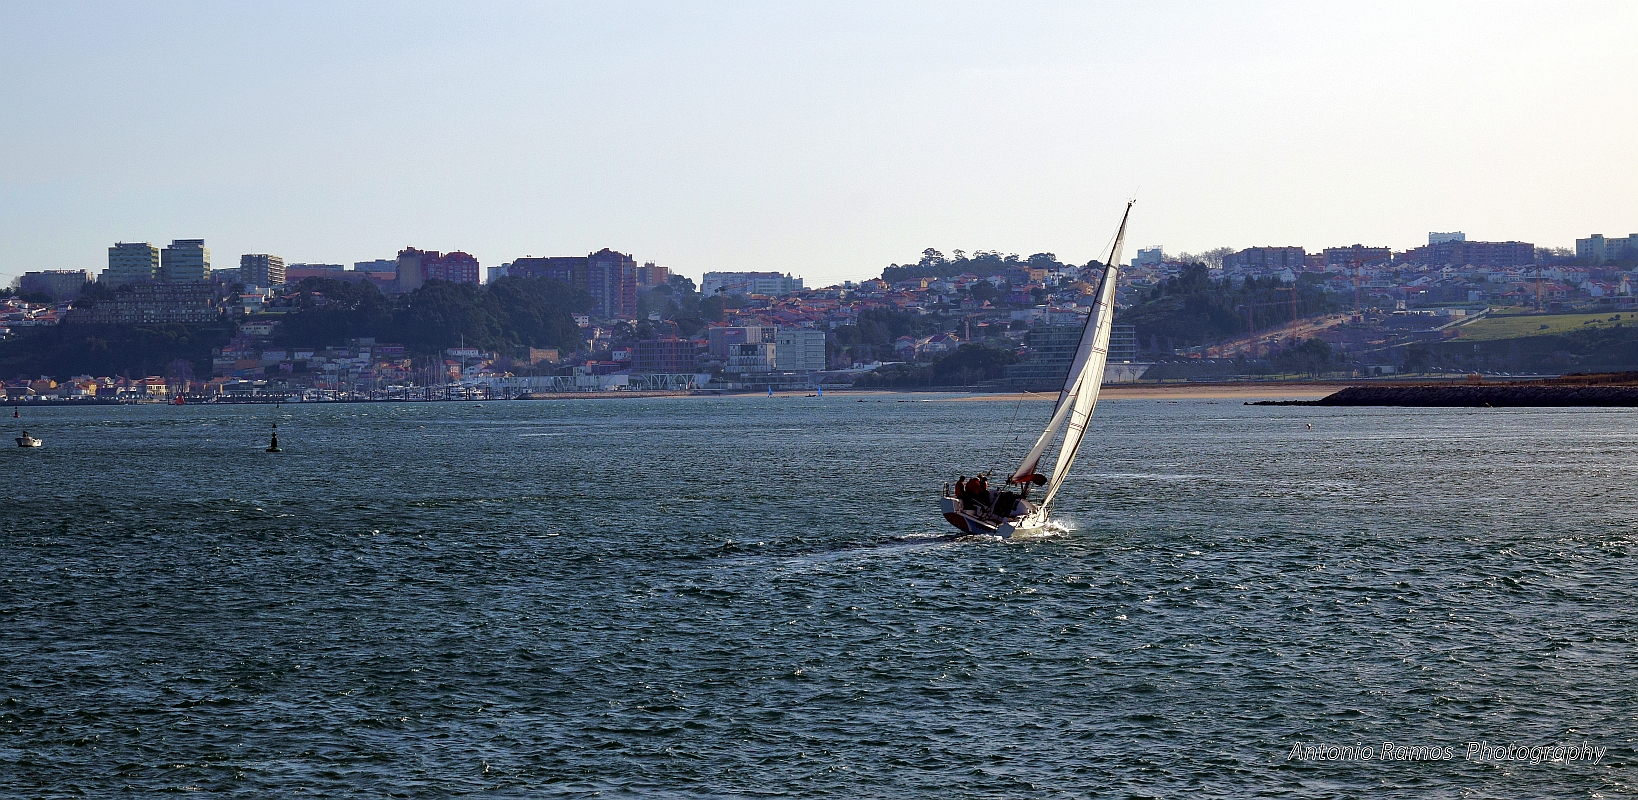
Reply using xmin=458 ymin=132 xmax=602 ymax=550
xmin=2 ymin=395 xmax=1635 ymax=796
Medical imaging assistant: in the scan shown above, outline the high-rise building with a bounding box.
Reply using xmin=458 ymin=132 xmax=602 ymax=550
xmin=636 ymin=262 xmax=670 ymax=290
xmin=104 ymin=242 xmax=160 ymax=286
xmin=19 ymin=270 xmax=92 ymax=300
xmin=1429 ymin=231 xmax=1466 ymax=245
xmin=587 ymin=248 xmax=638 ymax=318
xmin=505 ymin=249 xmax=638 ymax=317
xmin=160 ymin=239 xmax=211 ymax=283
xmin=396 ymin=249 xmax=426 ymax=292
xmin=240 ymin=254 xmax=285 ymax=287
xmin=434 ymin=251 xmax=480 ymax=284
xmin=774 ymin=328 xmax=827 ymax=372
xmin=396 ymin=247 xmax=481 ymax=291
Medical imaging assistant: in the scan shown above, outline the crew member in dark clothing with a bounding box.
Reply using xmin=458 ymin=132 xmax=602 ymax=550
xmin=995 ymin=490 xmax=1018 ymax=518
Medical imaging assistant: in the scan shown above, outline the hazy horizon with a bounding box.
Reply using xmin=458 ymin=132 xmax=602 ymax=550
xmin=2 ymin=1 xmax=1634 ymax=289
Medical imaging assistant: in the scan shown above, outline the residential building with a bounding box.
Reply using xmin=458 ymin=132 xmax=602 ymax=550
xmin=701 ymin=271 xmax=804 ymax=297
xmin=19 ymin=270 xmax=91 ymax=300
xmin=1429 ymin=231 xmax=1466 ymax=245
xmin=633 ymin=337 xmax=699 ymax=373
xmin=726 ymin=342 xmax=777 ymax=373
xmin=428 ymin=251 xmax=481 ymax=285
xmin=1005 ymin=325 xmax=1083 ymax=389
xmin=1223 ymin=246 xmax=1306 ymax=273
xmin=395 ymin=249 xmax=427 ymax=292
xmin=103 ymin=242 xmax=160 ymax=286
xmin=708 ymin=325 xmax=775 ymax=357
xmin=774 ymin=328 xmax=827 ymax=372
xmin=505 ymin=249 xmax=638 ymax=318
xmin=160 ymin=239 xmax=211 ymax=283
xmin=1398 ymin=240 xmax=1535 ymax=267
xmin=1131 ymin=246 xmax=1164 ymax=268
xmin=1323 ymin=245 xmax=1393 ymax=269
xmin=636 ymin=261 xmax=670 ymax=290
xmin=1577 ymin=234 xmax=1638 ymax=264
xmin=1108 ymin=324 xmax=1138 ymax=362
xmin=240 ymin=254 xmax=285 ymax=287
xmin=354 ymin=259 xmax=396 ymax=272
xmin=587 ymin=248 xmax=637 ymax=318
xmin=508 ymin=256 xmax=588 ymax=287
xmin=62 ymin=283 xmax=224 ymax=324
xmin=284 ymin=263 xmax=347 ymax=283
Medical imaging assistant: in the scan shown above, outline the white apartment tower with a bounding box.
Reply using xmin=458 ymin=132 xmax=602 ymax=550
xmin=103 ymin=242 xmax=161 ymax=286
xmin=240 ymin=253 xmax=286 ymax=287
xmin=161 ymin=239 xmax=211 ymax=283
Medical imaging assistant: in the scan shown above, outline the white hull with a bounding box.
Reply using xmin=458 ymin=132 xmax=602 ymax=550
xmin=939 ymin=496 xmax=1047 ymax=539
xmin=15 ymin=437 xmax=41 ymax=448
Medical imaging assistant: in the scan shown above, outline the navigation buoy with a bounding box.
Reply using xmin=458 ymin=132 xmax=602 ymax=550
xmin=266 ymin=422 xmax=282 ymax=453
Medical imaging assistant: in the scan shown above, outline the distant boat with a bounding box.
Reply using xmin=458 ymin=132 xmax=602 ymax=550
xmin=939 ymin=201 xmax=1133 ymax=538
xmin=173 ymin=395 xmax=186 ymax=405
xmin=16 ymin=431 xmax=41 ymax=448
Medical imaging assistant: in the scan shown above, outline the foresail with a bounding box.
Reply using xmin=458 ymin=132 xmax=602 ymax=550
xmin=1040 ymin=261 xmax=1117 ymax=507
xmin=1038 ymin=200 xmax=1134 ymax=509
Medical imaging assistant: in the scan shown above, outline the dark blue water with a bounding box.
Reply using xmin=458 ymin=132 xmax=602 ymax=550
xmin=2 ymin=396 xmax=1634 ymax=797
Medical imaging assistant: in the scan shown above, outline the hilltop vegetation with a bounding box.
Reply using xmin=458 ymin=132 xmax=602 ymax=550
xmin=881 ymin=249 xmax=1093 ymax=283
xmin=0 ymin=276 xmax=591 ymax=380
xmin=272 ymin=276 xmax=589 ymax=355
xmin=0 ymin=322 xmax=234 ymax=381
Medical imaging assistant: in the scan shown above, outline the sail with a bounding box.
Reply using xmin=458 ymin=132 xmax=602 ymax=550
xmin=1037 ymin=202 xmax=1132 ymax=509
xmin=1009 ymin=201 xmax=1134 ymax=487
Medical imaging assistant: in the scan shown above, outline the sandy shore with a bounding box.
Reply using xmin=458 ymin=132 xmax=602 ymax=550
xmin=519 ymin=383 xmax=1341 ymax=401
xmin=935 ymin=383 xmax=1339 ymax=401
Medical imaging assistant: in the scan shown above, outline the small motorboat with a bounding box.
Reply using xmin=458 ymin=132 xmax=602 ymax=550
xmin=16 ymin=431 xmax=41 ymax=448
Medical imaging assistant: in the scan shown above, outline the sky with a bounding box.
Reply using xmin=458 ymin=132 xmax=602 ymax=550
xmin=1 ymin=1 xmax=1634 ymax=289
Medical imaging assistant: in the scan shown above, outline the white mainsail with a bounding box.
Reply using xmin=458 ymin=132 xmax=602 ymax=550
xmin=1007 ymin=201 xmax=1134 ymax=511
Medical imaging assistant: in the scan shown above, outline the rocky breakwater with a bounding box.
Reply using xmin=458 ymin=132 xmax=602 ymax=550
xmin=1253 ymin=373 xmax=1638 ymax=407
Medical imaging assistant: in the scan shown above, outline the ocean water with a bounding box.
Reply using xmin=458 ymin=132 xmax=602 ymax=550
xmin=1 ymin=395 xmax=1635 ymax=797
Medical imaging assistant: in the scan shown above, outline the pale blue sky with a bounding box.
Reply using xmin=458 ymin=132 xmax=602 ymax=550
xmin=1 ymin=1 xmax=1633 ymax=288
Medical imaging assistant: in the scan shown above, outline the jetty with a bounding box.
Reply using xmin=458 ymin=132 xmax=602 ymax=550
xmin=1253 ymin=373 xmax=1638 ymax=408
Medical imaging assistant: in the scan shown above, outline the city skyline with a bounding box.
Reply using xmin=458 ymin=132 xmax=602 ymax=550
xmin=2 ymin=2 xmax=1635 ymax=288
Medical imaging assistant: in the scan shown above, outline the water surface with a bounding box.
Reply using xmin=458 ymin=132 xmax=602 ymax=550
xmin=2 ymin=396 xmax=1634 ymax=796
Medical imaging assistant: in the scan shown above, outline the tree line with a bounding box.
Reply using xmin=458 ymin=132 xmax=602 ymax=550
xmin=1116 ymin=264 xmax=1339 ymax=350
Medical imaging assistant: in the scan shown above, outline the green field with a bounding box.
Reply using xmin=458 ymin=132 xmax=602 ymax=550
xmin=1455 ymin=312 xmax=1638 ymax=342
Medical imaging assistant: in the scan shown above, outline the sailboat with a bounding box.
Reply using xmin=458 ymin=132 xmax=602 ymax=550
xmin=939 ymin=201 xmax=1133 ymax=537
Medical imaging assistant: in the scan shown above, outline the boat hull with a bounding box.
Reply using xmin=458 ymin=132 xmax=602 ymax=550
xmin=939 ymin=497 xmax=1046 ymax=539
